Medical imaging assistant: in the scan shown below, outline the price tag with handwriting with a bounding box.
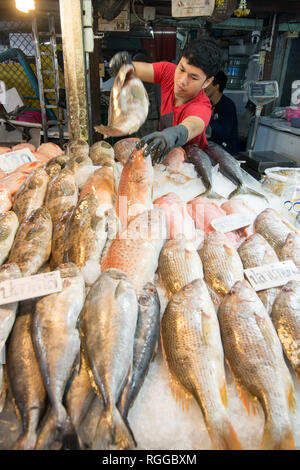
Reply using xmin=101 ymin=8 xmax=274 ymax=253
xmin=0 ymin=271 xmax=63 ymax=305
xmin=244 ymin=260 xmax=300 ymax=292
xmin=211 ymin=213 xmax=253 ymax=233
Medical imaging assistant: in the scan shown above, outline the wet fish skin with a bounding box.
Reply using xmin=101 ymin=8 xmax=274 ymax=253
xmin=79 ymin=166 xmax=116 ymax=213
xmin=89 ymin=141 xmax=115 ymax=166
xmin=45 ymin=167 xmax=78 ymax=226
xmin=31 ymin=263 xmax=85 ymax=450
xmin=238 ymin=233 xmax=281 ymax=315
xmin=158 ymin=238 xmax=203 ymax=298
xmin=218 ymin=280 xmax=295 ymax=450
xmin=118 ymin=282 xmax=161 ymax=421
xmin=0 ymin=211 xmax=19 ymax=265
xmin=95 ymin=64 xmax=149 ymax=138
xmin=113 ymin=138 xmax=140 ymax=165
xmin=271 ymin=280 xmax=300 ymax=378
xmin=279 ymin=232 xmax=300 ymax=270
xmin=66 ymin=139 xmax=90 ymax=159
xmin=161 ymin=278 xmax=242 ymax=450
xmin=8 ymin=206 xmax=53 ymax=276
xmin=44 ymin=154 xmax=69 ymax=180
xmin=81 ymin=268 xmax=138 ymax=450
xmin=50 ymin=206 xmax=75 ymax=270
xmin=185 ymin=144 xmax=221 ymax=198
xmin=12 ymin=168 xmax=49 ymax=225
xmin=7 ymin=299 xmax=47 ymax=450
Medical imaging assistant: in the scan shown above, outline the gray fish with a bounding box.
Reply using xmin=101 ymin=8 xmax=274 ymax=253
xmin=185 ymin=144 xmax=222 ymax=198
xmin=8 ymin=207 xmax=52 ymax=276
xmin=7 ymin=299 xmax=47 ymax=450
xmin=81 ymin=268 xmax=138 ymax=450
xmin=77 ymin=393 xmax=104 ymax=450
xmin=95 ymin=64 xmax=149 ymax=138
xmin=32 ymin=263 xmax=85 ymax=450
xmin=118 ymin=282 xmax=160 ymax=421
xmin=279 ymin=232 xmax=300 ymax=270
xmin=204 ymin=142 xmax=266 ymax=199
xmin=0 ymin=211 xmax=19 ymax=266
xmin=271 ymin=280 xmax=300 ymax=378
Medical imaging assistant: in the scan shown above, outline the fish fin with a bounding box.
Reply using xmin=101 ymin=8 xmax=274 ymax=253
xmin=92 ymin=406 xmax=136 ymax=450
xmin=261 ymin=424 xmax=295 ymax=450
xmin=212 ymin=420 xmax=243 ymax=450
xmin=227 ymin=364 xmax=255 ymax=416
xmin=220 ymin=380 xmax=228 ymax=408
xmin=0 ymin=364 xmax=7 ymax=413
xmin=35 ymin=404 xmax=73 ymax=450
xmin=287 ymin=381 xmax=296 ymax=414
xmin=152 ymin=340 xmax=159 ymax=362
xmin=229 ymin=184 xmax=268 ymax=201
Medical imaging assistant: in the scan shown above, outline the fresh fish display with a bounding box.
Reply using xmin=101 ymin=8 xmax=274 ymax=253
xmin=158 ymin=238 xmax=203 ymax=298
xmin=199 ymin=231 xmax=244 ymax=305
xmin=162 ymin=147 xmax=185 ymax=172
xmin=7 ymin=300 xmax=47 ymax=450
xmin=113 ymin=138 xmax=140 ymax=165
xmin=221 ymin=198 xmax=257 ymax=238
xmin=80 ymin=269 xmax=138 ymax=450
xmin=102 ymin=209 xmax=166 ymax=294
xmin=279 ymin=232 xmax=300 ymax=270
xmin=95 ymin=64 xmax=149 ymax=137
xmin=185 ymin=144 xmax=221 ymax=198
xmin=118 ymin=282 xmax=161 ymax=421
xmin=254 ymin=208 xmax=300 ymax=255
xmin=204 ymin=142 xmax=266 ymax=199
xmin=116 ymin=147 xmax=153 ymax=229
xmin=37 ymin=142 xmax=63 ymax=159
xmin=79 ymin=166 xmax=116 ymax=212
xmin=45 ymin=167 xmax=78 ymax=226
xmin=32 ymin=263 xmax=85 ymax=450
xmin=271 ymin=280 xmax=300 ymax=378
xmin=64 ymin=194 xmax=108 ymax=269
xmin=218 ymin=280 xmax=296 ymax=450
xmin=12 ymin=168 xmax=49 ymax=225
xmin=50 ymin=207 xmax=74 ymax=270
xmin=238 ymin=233 xmax=281 ymax=314
xmin=89 ymin=141 xmax=115 ymax=166
xmin=0 ymin=188 xmax=12 ymax=213
xmin=0 ymin=211 xmax=19 ymax=265
xmin=8 ymin=207 xmax=52 ymax=276
xmin=161 ymin=278 xmax=242 ymax=450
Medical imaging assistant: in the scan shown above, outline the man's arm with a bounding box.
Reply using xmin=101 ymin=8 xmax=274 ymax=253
xmin=180 ymin=116 xmax=206 ymax=142
xmin=132 ymin=61 xmax=154 ymax=83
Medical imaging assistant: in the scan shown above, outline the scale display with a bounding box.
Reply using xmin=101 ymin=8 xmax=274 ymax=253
xmin=247 ymin=80 xmax=279 ymax=107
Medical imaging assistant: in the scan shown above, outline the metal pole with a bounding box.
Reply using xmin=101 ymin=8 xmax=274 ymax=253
xmin=32 ymin=16 xmax=48 ymax=142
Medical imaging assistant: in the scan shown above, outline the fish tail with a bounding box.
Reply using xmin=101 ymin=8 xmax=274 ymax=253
xmin=208 ymin=416 xmax=243 ymax=450
xmin=261 ymin=422 xmax=295 ymax=450
xmin=12 ymin=430 xmax=38 ymax=450
xmin=35 ymin=404 xmax=68 ymax=450
xmin=92 ymin=405 xmax=136 ymax=450
xmin=229 ymin=184 xmax=268 ymax=201
xmin=204 ymin=187 xmax=223 ymax=200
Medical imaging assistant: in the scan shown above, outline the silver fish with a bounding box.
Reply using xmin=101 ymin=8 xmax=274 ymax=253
xmin=95 ymin=64 xmax=149 ymax=138
xmin=81 ymin=268 xmax=138 ymax=450
xmin=185 ymin=144 xmax=221 ymax=198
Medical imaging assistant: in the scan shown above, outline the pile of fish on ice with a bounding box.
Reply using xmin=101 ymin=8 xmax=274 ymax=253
xmin=0 ymin=137 xmax=299 ymax=451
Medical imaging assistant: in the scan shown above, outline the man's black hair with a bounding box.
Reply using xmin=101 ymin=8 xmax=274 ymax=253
xmin=181 ymin=37 xmax=223 ymax=79
xmin=212 ymin=70 xmax=228 ymax=93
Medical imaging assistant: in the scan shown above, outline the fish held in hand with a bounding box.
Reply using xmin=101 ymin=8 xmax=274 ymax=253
xmin=95 ymin=64 xmax=149 ymax=138
xmin=218 ymin=280 xmax=295 ymax=450
xmin=161 ymin=278 xmax=242 ymax=450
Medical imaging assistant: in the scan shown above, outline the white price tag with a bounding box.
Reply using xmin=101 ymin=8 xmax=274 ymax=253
xmin=211 ymin=213 xmax=253 ymax=233
xmin=0 ymin=270 xmax=63 ymax=305
xmin=244 ymin=260 xmax=300 ymax=292
xmin=0 ymin=148 xmax=36 ymax=173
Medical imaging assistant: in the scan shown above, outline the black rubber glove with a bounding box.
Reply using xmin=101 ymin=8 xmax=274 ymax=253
xmin=136 ymin=125 xmax=189 ymax=164
xmin=109 ymin=51 xmax=133 ymax=77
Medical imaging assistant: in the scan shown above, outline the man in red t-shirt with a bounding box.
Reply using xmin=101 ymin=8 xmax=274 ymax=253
xmin=109 ymin=38 xmax=223 ymax=163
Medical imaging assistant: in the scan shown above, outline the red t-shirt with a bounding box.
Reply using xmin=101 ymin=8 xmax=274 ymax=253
xmin=153 ymin=61 xmax=212 ymax=148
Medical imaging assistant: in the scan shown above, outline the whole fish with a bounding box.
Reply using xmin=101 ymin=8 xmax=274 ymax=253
xmin=116 ymin=147 xmax=153 ymax=229
xmin=118 ymin=282 xmax=160 ymax=421
xmin=64 ymin=194 xmax=108 ymax=269
xmin=0 ymin=211 xmax=19 ymax=265
xmin=204 ymin=142 xmax=266 ymax=199
xmin=199 ymin=231 xmax=244 ymax=306
xmin=162 ymin=147 xmax=185 ymax=172
xmin=8 ymin=207 xmax=52 ymax=276
xmin=185 ymin=144 xmax=221 ymax=198
xmin=238 ymin=233 xmax=281 ymax=314
xmin=44 ymin=154 xmax=69 ymax=180
xmin=37 ymin=142 xmax=63 ymax=159
xmin=279 ymin=232 xmax=300 ymax=270
xmin=45 ymin=167 xmax=78 ymax=226
xmin=50 ymin=207 xmax=74 ymax=270
xmin=95 ymin=64 xmax=149 ymax=137
xmin=0 ymin=263 xmax=22 ymax=412
xmin=32 ymin=263 xmax=85 ymax=450
xmin=89 ymin=140 xmax=115 ymax=166
xmin=102 ymin=209 xmax=166 ymax=294
xmin=271 ymin=280 xmax=300 ymax=378
xmin=158 ymin=238 xmax=203 ymax=298
xmin=254 ymin=208 xmax=300 ymax=255
xmin=219 ymin=280 xmax=296 ymax=450
xmin=113 ymin=138 xmax=140 ymax=165
xmin=7 ymin=299 xmax=47 ymax=450
xmin=161 ymin=278 xmax=242 ymax=450
xmin=12 ymin=167 xmax=49 ymax=225
xmin=81 ymin=268 xmax=138 ymax=450
xmin=79 ymin=166 xmax=116 ymax=213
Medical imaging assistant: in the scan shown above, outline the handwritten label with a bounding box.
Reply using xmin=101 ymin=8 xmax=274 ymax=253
xmin=244 ymin=260 xmax=300 ymax=291
xmin=0 ymin=148 xmax=36 ymax=173
xmin=211 ymin=213 xmax=253 ymax=233
xmin=0 ymin=271 xmax=63 ymax=305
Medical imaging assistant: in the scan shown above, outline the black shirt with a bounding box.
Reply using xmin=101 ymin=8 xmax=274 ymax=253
xmin=209 ymin=94 xmax=239 ymax=156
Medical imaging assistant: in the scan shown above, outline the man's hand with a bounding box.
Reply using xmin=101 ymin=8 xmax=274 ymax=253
xmin=109 ymin=51 xmax=133 ymax=77
xmin=136 ymin=125 xmax=189 ymax=164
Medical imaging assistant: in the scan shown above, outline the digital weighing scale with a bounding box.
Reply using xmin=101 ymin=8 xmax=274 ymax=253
xmin=238 ymin=80 xmax=297 ymax=179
